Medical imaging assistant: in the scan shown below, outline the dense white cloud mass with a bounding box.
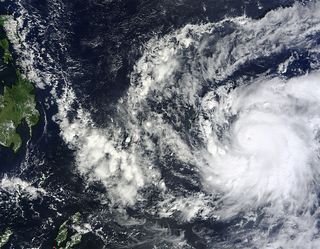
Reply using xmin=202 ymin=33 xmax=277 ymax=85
xmin=201 ymin=73 xmax=320 ymax=210
xmin=201 ymin=73 xmax=320 ymax=216
xmin=122 ymin=2 xmax=320 ymax=247
xmin=4 ymin=0 xmax=320 ymax=248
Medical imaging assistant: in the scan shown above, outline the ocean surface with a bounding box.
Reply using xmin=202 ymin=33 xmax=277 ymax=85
xmin=1 ymin=0 xmax=320 ymax=248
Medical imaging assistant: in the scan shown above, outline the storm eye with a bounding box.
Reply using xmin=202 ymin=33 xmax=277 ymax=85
xmin=2 ymin=1 xmax=320 ymax=248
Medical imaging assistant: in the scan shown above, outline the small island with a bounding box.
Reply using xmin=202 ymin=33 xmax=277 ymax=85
xmin=0 ymin=228 xmax=12 ymax=248
xmin=0 ymin=16 xmax=39 ymax=152
xmin=55 ymin=212 xmax=83 ymax=249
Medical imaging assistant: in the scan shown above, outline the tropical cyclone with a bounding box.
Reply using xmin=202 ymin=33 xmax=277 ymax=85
xmin=2 ymin=0 xmax=320 ymax=248
xmin=57 ymin=2 xmax=320 ymax=248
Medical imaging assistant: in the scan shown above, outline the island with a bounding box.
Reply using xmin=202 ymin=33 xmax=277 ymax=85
xmin=0 ymin=16 xmax=39 ymax=152
xmin=55 ymin=212 xmax=83 ymax=249
xmin=0 ymin=228 xmax=12 ymax=248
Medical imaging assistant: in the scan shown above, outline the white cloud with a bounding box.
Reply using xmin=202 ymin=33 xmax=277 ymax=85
xmin=1 ymin=176 xmax=46 ymax=200
xmin=5 ymin=1 xmax=320 ymax=248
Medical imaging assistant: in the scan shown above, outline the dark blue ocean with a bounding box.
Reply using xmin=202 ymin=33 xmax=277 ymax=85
xmin=0 ymin=0 xmax=319 ymax=248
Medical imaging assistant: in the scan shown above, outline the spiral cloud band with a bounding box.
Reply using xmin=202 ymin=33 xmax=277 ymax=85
xmin=200 ymin=73 xmax=320 ymax=217
xmin=8 ymin=0 xmax=320 ymax=248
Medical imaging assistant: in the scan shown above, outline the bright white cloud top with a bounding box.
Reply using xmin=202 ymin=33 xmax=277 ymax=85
xmin=5 ymin=1 xmax=320 ymax=248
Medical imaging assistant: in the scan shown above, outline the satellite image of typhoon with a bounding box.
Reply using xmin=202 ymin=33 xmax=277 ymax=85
xmin=1 ymin=0 xmax=320 ymax=248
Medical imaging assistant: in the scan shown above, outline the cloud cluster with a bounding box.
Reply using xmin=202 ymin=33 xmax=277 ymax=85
xmin=5 ymin=0 xmax=320 ymax=247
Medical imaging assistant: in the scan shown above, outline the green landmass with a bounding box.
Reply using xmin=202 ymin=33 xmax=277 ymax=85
xmin=0 ymin=16 xmax=11 ymax=64
xmin=56 ymin=221 xmax=68 ymax=247
xmin=0 ymin=228 xmax=13 ymax=248
xmin=0 ymin=72 xmax=39 ymax=152
xmin=0 ymin=16 xmax=39 ymax=152
xmin=55 ymin=212 xmax=83 ymax=249
xmin=0 ymin=38 xmax=12 ymax=64
xmin=0 ymin=16 xmax=7 ymax=27
xmin=65 ymin=234 xmax=82 ymax=249
xmin=71 ymin=212 xmax=81 ymax=223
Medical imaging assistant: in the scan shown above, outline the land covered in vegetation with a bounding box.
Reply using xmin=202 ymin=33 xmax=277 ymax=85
xmin=0 ymin=16 xmax=39 ymax=152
